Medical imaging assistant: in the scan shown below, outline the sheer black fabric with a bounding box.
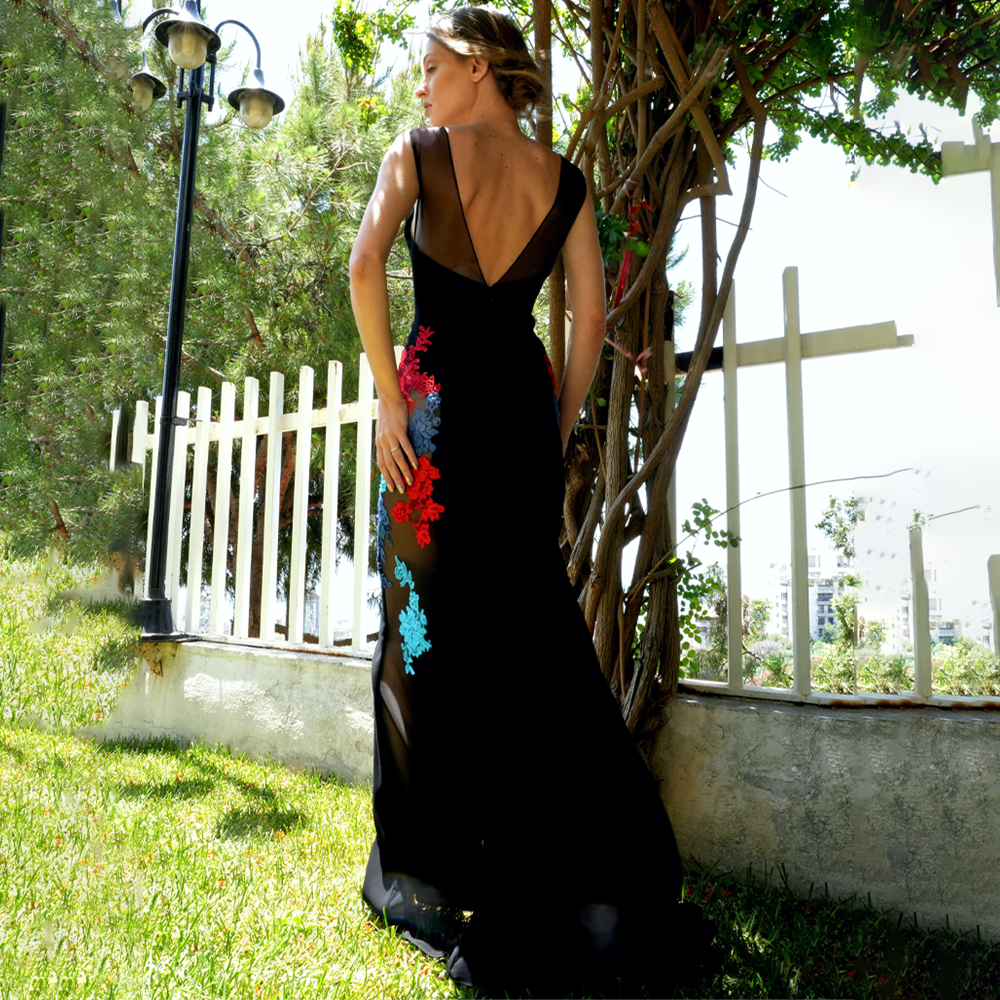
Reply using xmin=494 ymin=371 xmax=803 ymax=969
xmin=363 ymin=126 xmax=712 ymax=995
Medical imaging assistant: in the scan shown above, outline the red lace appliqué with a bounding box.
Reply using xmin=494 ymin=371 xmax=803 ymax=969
xmin=391 ymin=456 xmax=443 ymax=547
xmin=398 ymin=325 xmax=441 ymax=414
xmin=393 ymin=327 xmax=444 ymax=547
xmin=544 ymin=353 xmax=558 ymax=397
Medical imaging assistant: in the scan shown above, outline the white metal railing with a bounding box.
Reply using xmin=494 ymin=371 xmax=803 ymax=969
xmin=113 ymin=351 xmax=398 ymax=655
xmin=679 ymin=270 xmax=1000 ymax=709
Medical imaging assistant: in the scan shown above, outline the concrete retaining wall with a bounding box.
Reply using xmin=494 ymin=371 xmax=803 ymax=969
xmin=93 ymin=640 xmax=374 ymax=783
xmin=652 ymin=693 xmax=1000 ymax=941
xmin=92 ymin=643 xmax=1000 ymax=939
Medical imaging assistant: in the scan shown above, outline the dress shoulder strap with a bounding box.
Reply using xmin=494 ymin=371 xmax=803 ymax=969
xmin=498 ymin=158 xmax=590 ymax=286
xmin=562 ymin=160 xmax=588 ymax=221
xmin=408 ymin=127 xmax=482 ymax=283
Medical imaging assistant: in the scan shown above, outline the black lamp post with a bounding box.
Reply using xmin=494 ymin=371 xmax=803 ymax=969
xmin=125 ymin=0 xmax=285 ymax=640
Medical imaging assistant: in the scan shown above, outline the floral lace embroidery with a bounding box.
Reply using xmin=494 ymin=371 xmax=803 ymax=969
xmin=390 ymin=325 xmax=444 ymax=548
xmin=391 ymin=456 xmax=443 ymax=548
xmin=394 ymin=558 xmax=431 ymax=674
xmin=408 ymin=391 xmax=441 ymax=454
xmin=544 ymin=351 xmax=561 ymax=424
xmin=376 ymin=477 xmax=393 ymax=591
xmin=398 ymin=325 xmax=441 ymax=414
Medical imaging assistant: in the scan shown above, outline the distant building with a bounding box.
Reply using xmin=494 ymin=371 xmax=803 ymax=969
xmin=770 ymin=552 xmax=993 ymax=653
xmin=773 ymin=552 xmax=854 ymax=641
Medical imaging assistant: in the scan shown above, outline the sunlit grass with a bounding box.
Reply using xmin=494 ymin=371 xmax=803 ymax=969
xmin=0 ymin=728 xmax=467 ymax=1000
xmin=0 ymin=543 xmax=138 ymax=732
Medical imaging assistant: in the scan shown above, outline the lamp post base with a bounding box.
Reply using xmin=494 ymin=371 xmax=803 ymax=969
xmin=140 ymin=596 xmax=188 ymax=643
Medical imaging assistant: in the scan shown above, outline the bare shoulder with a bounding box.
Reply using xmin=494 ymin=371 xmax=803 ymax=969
xmin=377 ymin=130 xmax=419 ymax=199
xmin=382 ymin=130 xmax=417 ymax=172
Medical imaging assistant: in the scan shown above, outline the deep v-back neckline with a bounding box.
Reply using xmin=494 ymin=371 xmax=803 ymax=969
xmin=442 ymin=128 xmax=565 ymax=288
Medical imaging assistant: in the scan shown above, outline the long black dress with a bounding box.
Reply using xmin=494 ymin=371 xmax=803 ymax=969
xmin=363 ymin=126 xmax=703 ymax=995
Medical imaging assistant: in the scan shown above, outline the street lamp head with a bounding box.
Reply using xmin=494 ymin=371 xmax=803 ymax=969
xmin=228 ymin=69 xmax=285 ymax=130
xmin=160 ymin=20 xmax=220 ymax=70
xmin=130 ymin=70 xmax=167 ymax=111
xmin=153 ymin=3 xmax=221 ymax=72
xmin=129 ymin=53 xmax=166 ymax=112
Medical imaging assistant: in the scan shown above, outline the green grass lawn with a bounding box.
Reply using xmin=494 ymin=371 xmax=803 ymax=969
xmin=2 ymin=543 xmax=998 ymax=998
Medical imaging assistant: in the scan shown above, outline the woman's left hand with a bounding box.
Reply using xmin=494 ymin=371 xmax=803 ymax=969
xmin=376 ymin=397 xmax=418 ymax=493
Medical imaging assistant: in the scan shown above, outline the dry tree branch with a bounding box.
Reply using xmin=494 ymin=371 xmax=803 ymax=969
xmin=588 ymin=48 xmax=767 ymax=610
xmin=601 ymin=0 xmax=630 ymax=97
xmin=648 ymin=6 xmax=731 ymax=198
xmin=610 ymin=45 xmax=729 ymax=211
xmin=567 ymin=69 xmax=667 ymax=163
xmin=550 ymin=5 xmax=593 ymax=82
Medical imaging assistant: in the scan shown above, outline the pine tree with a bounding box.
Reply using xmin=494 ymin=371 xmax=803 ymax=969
xmin=0 ymin=0 xmax=417 ymax=635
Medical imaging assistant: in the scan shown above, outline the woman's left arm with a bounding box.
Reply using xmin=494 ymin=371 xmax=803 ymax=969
xmin=349 ymin=134 xmax=421 ymax=492
xmin=559 ymin=196 xmax=607 ymax=455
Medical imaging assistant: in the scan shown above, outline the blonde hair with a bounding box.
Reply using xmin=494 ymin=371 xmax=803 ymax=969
xmin=426 ymin=7 xmax=546 ymax=116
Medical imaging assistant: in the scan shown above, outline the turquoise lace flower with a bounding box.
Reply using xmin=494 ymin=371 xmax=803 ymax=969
xmin=394 ymin=559 xmax=415 ymax=590
xmin=394 ymin=558 xmax=431 ymax=674
xmin=408 ymin=392 xmax=441 ymax=454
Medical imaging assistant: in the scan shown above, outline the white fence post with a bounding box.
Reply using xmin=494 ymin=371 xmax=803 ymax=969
xmin=142 ymin=396 xmax=162 ymax=600
xmin=209 ymin=382 xmax=236 ymax=634
xmin=233 ymin=377 xmax=259 ymax=639
xmin=165 ymin=391 xmax=190 ymax=616
xmin=186 ymin=386 xmax=212 ymax=634
xmin=130 ymin=399 xmax=150 ymax=599
xmin=319 ymin=361 xmax=343 ymax=647
xmin=723 ymin=283 xmax=743 ymax=693
xmin=109 ymin=408 xmax=121 ymax=474
xmin=352 ymin=353 xmax=375 ymax=651
xmin=287 ymin=365 xmax=314 ymax=643
xmin=260 ymin=371 xmax=285 ymax=642
xmin=783 ymin=267 xmax=812 ymax=699
xmin=988 ymin=555 xmax=1000 ymax=655
xmin=910 ymin=526 xmax=933 ymax=698
xmin=131 ymin=401 xmax=150 ymax=472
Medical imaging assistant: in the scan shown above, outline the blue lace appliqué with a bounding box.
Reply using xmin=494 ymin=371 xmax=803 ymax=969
xmin=377 ymin=478 xmax=393 ymax=591
xmin=408 ymin=392 xmax=441 ymax=455
xmin=394 ymin=558 xmax=431 ymax=675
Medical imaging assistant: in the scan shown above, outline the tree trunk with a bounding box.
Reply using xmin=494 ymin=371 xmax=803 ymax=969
xmin=567 ymin=0 xmax=767 ymax=742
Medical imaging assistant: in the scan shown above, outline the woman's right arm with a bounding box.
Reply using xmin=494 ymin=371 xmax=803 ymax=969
xmin=558 ymin=197 xmax=607 ymax=455
xmin=349 ymin=133 xmax=421 ymax=492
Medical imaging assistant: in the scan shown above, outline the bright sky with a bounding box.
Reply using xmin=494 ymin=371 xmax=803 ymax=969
xmin=134 ymin=2 xmax=1000 ymax=639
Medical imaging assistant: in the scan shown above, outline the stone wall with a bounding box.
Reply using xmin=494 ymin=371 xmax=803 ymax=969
xmin=652 ymin=693 xmax=1000 ymax=941
xmin=92 ymin=640 xmax=374 ymax=783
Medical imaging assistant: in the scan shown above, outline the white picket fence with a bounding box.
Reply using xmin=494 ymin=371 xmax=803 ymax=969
xmin=112 ymin=351 xmax=398 ymax=653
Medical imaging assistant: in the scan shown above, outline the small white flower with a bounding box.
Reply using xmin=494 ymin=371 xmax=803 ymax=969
xmin=42 ymin=919 xmax=55 ymax=957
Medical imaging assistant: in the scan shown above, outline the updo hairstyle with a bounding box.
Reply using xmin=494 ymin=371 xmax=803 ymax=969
xmin=426 ymin=7 xmax=546 ymax=116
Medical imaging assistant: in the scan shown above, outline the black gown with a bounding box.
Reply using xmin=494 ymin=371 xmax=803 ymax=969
xmin=363 ymin=126 xmax=706 ymax=995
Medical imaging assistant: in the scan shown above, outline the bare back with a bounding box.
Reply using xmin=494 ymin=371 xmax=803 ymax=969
xmin=445 ymin=124 xmax=562 ymax=285
xmin=408 ymin=124 xmax=568 ymax=289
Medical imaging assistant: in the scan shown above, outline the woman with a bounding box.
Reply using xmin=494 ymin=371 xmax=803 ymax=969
xmin=350 ymin=8 xmax=713 ymax=994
